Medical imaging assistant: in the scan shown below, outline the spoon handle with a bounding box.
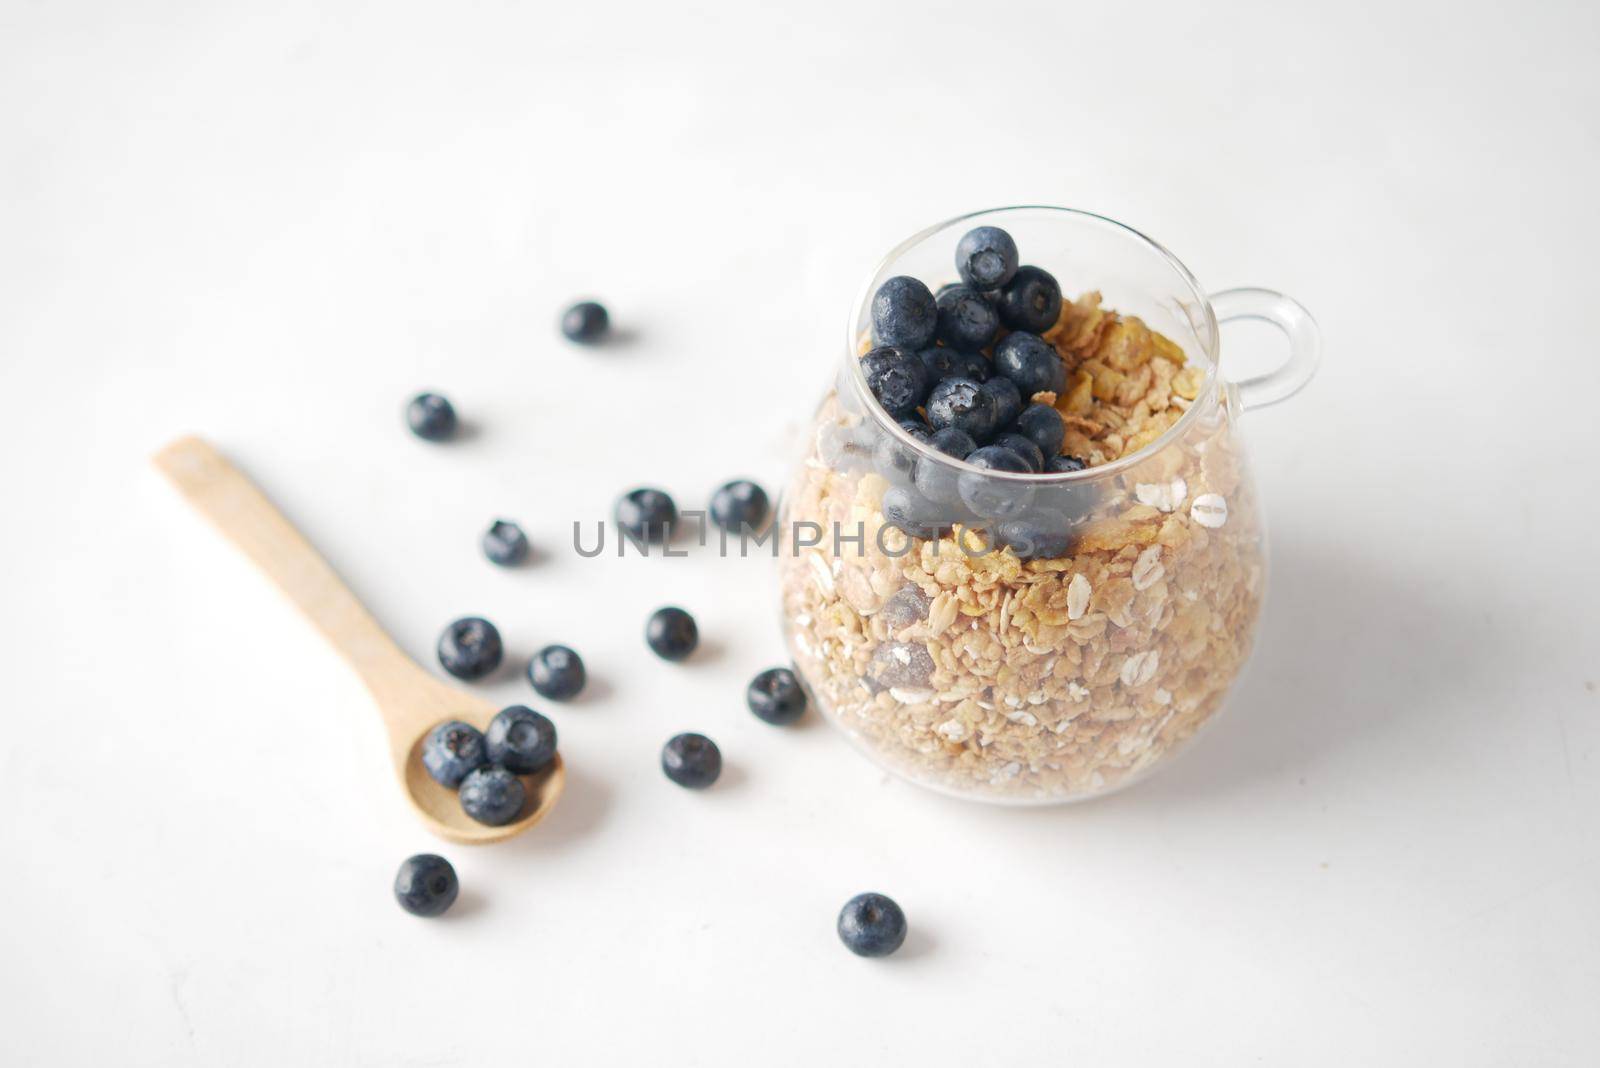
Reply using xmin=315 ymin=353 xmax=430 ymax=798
xmin=154 ymin=435 xmax=413 ymax=690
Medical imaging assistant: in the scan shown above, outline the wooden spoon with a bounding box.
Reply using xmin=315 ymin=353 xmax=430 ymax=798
xmin=154 ymin=435 xmax=564 ymax=844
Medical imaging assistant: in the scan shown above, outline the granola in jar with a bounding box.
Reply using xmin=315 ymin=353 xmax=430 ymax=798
xmin=778 ymin=281 xmax=1266 ymax=803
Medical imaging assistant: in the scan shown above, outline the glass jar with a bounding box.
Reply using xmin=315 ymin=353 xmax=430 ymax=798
xmin=777 ymin=206 xmax=1319 ymax=803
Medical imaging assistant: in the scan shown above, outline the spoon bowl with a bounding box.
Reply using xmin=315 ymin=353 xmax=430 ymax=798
xmin=155 ymin=435 xmax=565 ymax=844
xmin=391 ymin=677 xmax=567 ymax=844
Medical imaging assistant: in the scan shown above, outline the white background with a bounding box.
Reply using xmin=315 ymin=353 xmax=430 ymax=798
xmin=3 ymin=1 xmax=1597 ymax=1064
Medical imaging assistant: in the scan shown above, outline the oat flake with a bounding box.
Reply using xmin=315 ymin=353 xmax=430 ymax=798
xmin=1120 ymin=650 xmax=1161 ymax=687
xmin=1131 ymin=546 xmax=1165 ymax=591
xmin=1135 ymin=477 xmax=1188 ymax=513
xmin=1067 ymin=573 xmax=1092 ymax=620
xmin=1190 ymin=493 xmax=1228 ymax=528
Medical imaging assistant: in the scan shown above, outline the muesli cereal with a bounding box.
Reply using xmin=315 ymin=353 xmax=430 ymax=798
xmin=779 ymin=283 xmax=1264 ymax=802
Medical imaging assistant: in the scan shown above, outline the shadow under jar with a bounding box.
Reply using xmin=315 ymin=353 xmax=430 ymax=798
xmin=778 ymin=206 xmax=1320 ymax=803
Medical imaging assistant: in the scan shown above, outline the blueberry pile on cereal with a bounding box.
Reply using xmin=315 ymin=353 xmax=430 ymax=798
xmin=860 ymin=225 xmax=1074 ymax=478
xmin=854 ymin=225 xmax=1204 ymax=550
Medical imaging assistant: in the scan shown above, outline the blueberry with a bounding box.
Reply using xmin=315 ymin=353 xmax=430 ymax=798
xmin=437 ymin=617 xmax=503 ymax=680
xmin=615 ymin=487 xmax=677 ymax=544
xmin=934 ymin=285 xmax=1000 ymax=352
xmin=406 ymin=392 xmax=457 ymax=442
xmin=646 ymin=606 xmax=698 ymax=661
xmin=881 ymin=485 xmax=949 ymax=537
xmin=746 ymin=667 xmax=806 ymax=725
xmin=662 ymin=732 xmax=722 ymax=788
xmin=1045 ymin=454 xmax=1088 ymax=474
xmin=959 ymin=445 xmax=1036 ymax=519
xmin=926 ymin=426 xmax=977 ymax=460
xmin=981 ymin=376 xmax=1023 ymax=428
xmin=873 ymin=423 xmax=930 ymax=485
xmin=1035 ymin=468 xmax=1102 ymax=524
xmin=923 ymin=347 xmax=990 ymax=384
xmin=1015 ymin=403 xmax=1066 ymax=458
xmin=527 ymin=645 xmax=586 ymax=701
xmin=420 ymin=720 xmax=489 ymax=788
xmin=870 ymin=276 xmax=938 ymax=349
xmin=995 ymin=509 xmax=1076 ymax=559
xmin=951 ymin=350 xmax=992 ymax=383
xmin=709 ymin=480 xmax=769 ymax=532
xmin=955 ymin=226 xmax=1020 ymax=291
xmin=925 ymin=377 xmax=998 ymax=443
xmin=991 ymin=432 xmax=1044 ymax=473
xmin=993 ymin=331 xmax=1066 ymax=398
xmin=459 ymin=766 xmax=527 ymax=826
xmin=837 ymin=892 xmax=907 ymax=957
xmin=394 ymin=854 xmax=458 ymax=917
xmin=917 ymin=346 xmax=961 ymax=383
xmin=866 ymin=641 xmax=934 ymax=691
xmin=997 ymin=265 xmax=1063 ymax=333
xmin=879 ymin=586 xmax=931 ymax=630
xmin=481 ymin=519 xmax=529 ymax=566
xmin=912 ymin=426 xmax=978 ymax=505
xmin=859 ymin=345 xmax=930 ymax=418
xmin=560 ymin=301 xmax=609 ymax=343
xmin=484 ymin=705 xmax=558 ymax=774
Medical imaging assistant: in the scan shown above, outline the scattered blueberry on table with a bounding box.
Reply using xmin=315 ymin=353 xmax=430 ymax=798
xmin=459 ymin=766 xmax=527 ymax=826
xmin=405 ymin=392 xmax=457 ymax=442
xmin=645 ymin=606 xmax=698 ymax=661
xmin=746 ymin=667 xmax=806 ymax=725
xmin=955 ymin=225 xmax=1019 ymax=291
xmin=437 ymin=617 xmax=504 ymax=680
xmin=527 ymin=645 xmax=586 ymax=701
xmin=560 ymin=300 xmax=610 ymax=344
xmin=661 ymin=732 xmax=722 ymax=788
xmin=420 ymin=720 xmax=489 ymax=788
xmin=485 ymin=705 xmax=558 ymax=775
xmin=615 ymin=487 xmax=678 ymax=544
xmin=837 ymin=892 xmax=907 ymax=957
xmin=394 ymin=854 xmax=459 ymax=917
xmin=870 ymin=275 xmax=938 ymax=349
xmin=481 ymin=519 xmax=530 ymax=566
xmin=709 ymin=479 xmax=770 ymax=532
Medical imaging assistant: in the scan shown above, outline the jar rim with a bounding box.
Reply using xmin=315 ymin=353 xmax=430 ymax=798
xmin=843 ymin=205 xmax=1222 ymax=485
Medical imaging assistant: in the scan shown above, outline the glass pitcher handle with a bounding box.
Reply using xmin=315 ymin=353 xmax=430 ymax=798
xmin=1210 ymin=288 xmax=1321 ymax=411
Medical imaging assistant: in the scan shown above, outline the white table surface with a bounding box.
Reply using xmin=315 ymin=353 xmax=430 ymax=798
xmin=3 ymin=1 xmax=1597 ymax=1064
